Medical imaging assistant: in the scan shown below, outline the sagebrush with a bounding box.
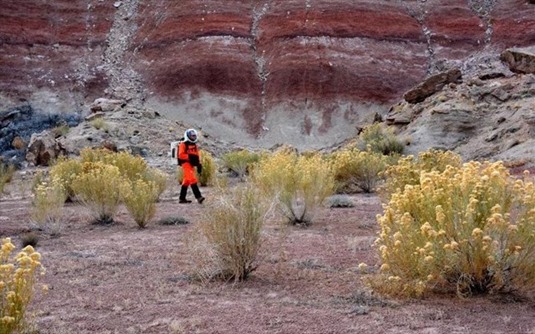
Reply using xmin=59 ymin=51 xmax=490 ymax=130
xmin=252 ymin=149 xmax=334 ymax=225
xmin=330 ymin=148 xmax=390 ymax=193
xmin=221 ymin=149 xmax=261 ymax=180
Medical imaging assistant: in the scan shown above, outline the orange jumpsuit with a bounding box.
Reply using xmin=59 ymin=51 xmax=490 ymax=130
xmin=178 ymin=141 xmax=200 ymax=186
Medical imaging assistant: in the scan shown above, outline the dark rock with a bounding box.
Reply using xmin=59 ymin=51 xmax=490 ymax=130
xmin=403 ymin=69 xmax=462 ymax=104
xmin=0 ymin=105 xmax=80 ymax=161
xmin=479 ymin=72 xmax=506 ymax=80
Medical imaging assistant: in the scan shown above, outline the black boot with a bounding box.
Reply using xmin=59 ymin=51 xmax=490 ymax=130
xmin=179 ymin=186 xmax=192 ymax=204
xmin=191 ymin=184 xmax=205 ymax=204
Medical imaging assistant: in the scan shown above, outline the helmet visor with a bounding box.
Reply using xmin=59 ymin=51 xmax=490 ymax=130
xmin=187 ymin=130 xmax=197 ymax=141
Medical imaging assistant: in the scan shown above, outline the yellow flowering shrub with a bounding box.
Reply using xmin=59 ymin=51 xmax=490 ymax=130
xmin=380 ymin=149 xmax=463 ymax=200
xmin=53 ymin=149 xmax=168 ymax=224
xmin=49 ymin=156 xmax=83 ymax=200
xmin=189 ymin=183 xmax=270 ymax=281
xmin=71 ymin=162 xmax=125 ymax=224
xmin=373 ymin=161 xmax=535 ymax=298
xmin=330 ymin=148 xmax=390 ymax=193
xmin=81 ymin=149 xmax=147 ymax=183
xmin=122 ymin=179 xmax=159 ymax=228
xmin=221 ymin=149 xmax=260 ymax=180
xmin=252 ymin=150 xmax=334 ymax=225
xmin=31 ymin=177 xmax=67 ymax=233
xmin=1 ymin=238 xmax=44 ymax=334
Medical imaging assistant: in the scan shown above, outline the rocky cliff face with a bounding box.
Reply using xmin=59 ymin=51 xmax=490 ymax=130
xmin=1 ymin=0 xmax=534 ymax=151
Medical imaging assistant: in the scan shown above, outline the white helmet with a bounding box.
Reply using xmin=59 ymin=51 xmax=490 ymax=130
xmin=184 ymin=128 xmax=198 ymax=143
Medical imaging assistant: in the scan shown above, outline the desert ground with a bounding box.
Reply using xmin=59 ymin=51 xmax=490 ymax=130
xmin=1 ymin=171 xmax=535 ymax=334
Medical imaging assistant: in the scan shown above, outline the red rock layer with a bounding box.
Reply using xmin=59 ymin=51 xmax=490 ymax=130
xmin=492 ymin=0 xmax=535 ymax=47
xmin=0 ymin=0 xmax=113 ymax=101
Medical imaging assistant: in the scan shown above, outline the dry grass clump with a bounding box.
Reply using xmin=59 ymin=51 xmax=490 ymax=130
xmin=252 ymin=150 xmax=334 ymax=225
xmin=90 ymin=118 xmax=109 ymax=131
xmin=221 ymin=149 xmax=261 ymax=180
xmin=52 ymin=123 xmax=70 ymax=137
xmin=188 ymin=184 xmax=271 ymax=282
xmin=1 ymin=238 xmax=45 ymax=334
xmin=380 ymin=149 xmax=463 ymax=200
xmin=330 ymin=148 xmax=390 ymax=193
xmin=372 ymin=161 xmax=535 ymax=298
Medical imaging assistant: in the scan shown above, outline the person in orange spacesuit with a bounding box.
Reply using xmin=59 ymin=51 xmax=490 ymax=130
xmin=177 ymin=128 xmax=205 ymax=204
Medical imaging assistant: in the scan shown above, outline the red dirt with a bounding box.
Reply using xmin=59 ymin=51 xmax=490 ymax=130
xmin=1 ymin=175 xmax=534 ymax=334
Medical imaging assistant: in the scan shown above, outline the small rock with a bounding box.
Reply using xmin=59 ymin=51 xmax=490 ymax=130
xmin=500 ymin=47 xmax=535 ymax=74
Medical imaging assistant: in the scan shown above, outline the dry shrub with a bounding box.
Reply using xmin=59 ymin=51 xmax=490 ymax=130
xmin=122 ymin=179 xmax=159 ymax=228
xmin=52 ymin=124 xmax=70 ymax=137
xmin=372 ymin=161 xmax=535 ymax=298
xmin=30 ymin=177 xmax=67 ymax=234
xmin=331 ymin=148 xmax=390 ymax=193
xmin=71 ymin=162 xmax=125 ymax=224
xmin=1 ymin=238 xmax=45 ymax=334
xmin=380 ymin=149 xmax=463 ymax=200
xmin=252 ymin=150 xmax=334 ymax=225
xmin=188 ymin=184 xmax=271 ymax=282
xmin=221 ymin=149 xmax=260 ymax=180
xmin=143 ymin=168 xmax=169 ymax=200
xmin=0 ymin=163 xmax=15 ymax=194
xmin=198 ymin=150 xmax=216 ymax=186
xmin=358 ymin=123 xmax=404 ymax=155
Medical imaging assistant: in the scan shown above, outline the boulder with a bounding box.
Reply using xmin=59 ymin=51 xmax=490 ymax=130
xmin=26 ymin=131 xmax=66 ymax=166
xmin=90 ymin=98 xmax=126 ymax=113
xmin=403 ymin=69 xmax=462 ymax=104
xmin=500 ymin=48 xmax=535 ymax=74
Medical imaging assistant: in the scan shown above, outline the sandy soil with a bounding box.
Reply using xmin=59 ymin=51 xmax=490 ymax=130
xmin=1 ymin=175 xmax=535 ymax=334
